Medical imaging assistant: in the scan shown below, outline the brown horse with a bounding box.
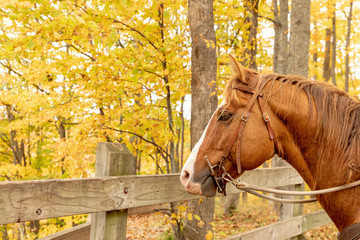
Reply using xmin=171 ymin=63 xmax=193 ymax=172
xmin=180 ymin=55 xmax=360 ymax=236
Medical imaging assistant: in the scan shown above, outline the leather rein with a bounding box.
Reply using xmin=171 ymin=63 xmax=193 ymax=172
xmin=206 ymin=76 xmax=278 ymax=195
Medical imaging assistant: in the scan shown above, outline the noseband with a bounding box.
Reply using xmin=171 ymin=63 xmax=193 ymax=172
xmin=207 ymin=76 xmax=278 ymax=195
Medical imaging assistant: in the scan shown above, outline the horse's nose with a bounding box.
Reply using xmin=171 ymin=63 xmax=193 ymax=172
xmin=180 ymin=169 xmax=202 ymax=195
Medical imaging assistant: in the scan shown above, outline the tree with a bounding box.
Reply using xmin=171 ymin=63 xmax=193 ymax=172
xmin=241 ymin=0 xmax=259 ymax=70
xmin=273 ymin=0 xmax=288 ymax=74
xmin=285 ymin=0 xmax=311 ymax=231
xmin=323 ymin=28 xmax=332 ymax=82
xmin=0 ymin=0 xmax=191 ymax=236
xmin=184 ymin=0 xmax=218 ymax=239
xmin=344 ymin=0 xmax=354 ymax=93
xmin=288 ymin=0 xmax=311 ymax=77
xmin=331 ymin=4 xmax=337 ymax=86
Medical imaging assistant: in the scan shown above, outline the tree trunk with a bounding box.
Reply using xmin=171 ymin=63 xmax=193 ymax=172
xmin=331 ymin=7 xmax=337 ymax=86
xmin=1 ymin=225 xmax=9 ymax=240
xmin=99 ymin=107 xmax=112 ymax=142
xmin=180 ymin=97 xmax=185 ymax=169
xmin=159 ymin=3 xmax=178 ymax=174
xmin=57 ymin=120 xmax=66 ymax=175
xmin=344 ymin=0 xmax=353 ymax=93
xmin=273 ymin=0 xmax=289 ymax=74
xmin=185 ymin=0 xmax=218 ymax=239
xmin=241 ymin=0 xmax=259 ymax=70
xmin=288 ymin=0 xmax=311 ymax=77
xmin=312 ymin=20 xmax=318 ymax=80
xmin=6 ymin=106 xmax=25 ymax=166
xmin=271 ymin=0 xmax=290 ymax=221
xmin=285 ymin=0 xmax=311 ymax=236
xmin=30 ymin=220 xmax=40 ymax=239
xmin=323 ymin=28 xmax=331 ymax=82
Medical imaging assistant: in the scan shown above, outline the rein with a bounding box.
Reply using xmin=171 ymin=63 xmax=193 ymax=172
xmin=221 ymin=169 xmax=360 ymax=204
xmin=207 ymin=75 xmax=360 ymax=203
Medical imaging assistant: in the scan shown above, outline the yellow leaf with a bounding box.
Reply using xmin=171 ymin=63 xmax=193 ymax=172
xmin=178 ymin=205 xmax=187 ymax=212
xmin=187 ymin=213 xmax=193 ymax=221
xmin=164 ymin=69 xmax=169 ymax=75
xmin=194 ymin=214 xmax=201 ymax=221
xmin=205 ymin=231 xmax=213 ymax=240
xmin=197 ymin=221 xmax=205 ymax=228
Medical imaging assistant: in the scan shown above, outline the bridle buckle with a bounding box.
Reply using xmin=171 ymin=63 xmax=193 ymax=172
xmin=241 ymin=112 xmax=250 ymax=121
xmin=263 ymin=113 xmax=270 ymax=122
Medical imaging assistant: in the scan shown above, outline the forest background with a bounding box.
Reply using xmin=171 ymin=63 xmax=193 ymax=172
xmin=0 ymin=0 xmax=359 ymax=239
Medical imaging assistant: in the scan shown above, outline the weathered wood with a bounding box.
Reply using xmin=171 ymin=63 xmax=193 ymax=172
xmin=41 ymin=210 xmax=331 ymax=240
xmin=224 ymin=211 xmax=332 ymax=240
xmin=0 ymin=167 xmax=301 ymax=225
xmin=226 ymin=217 xmax=302 ymax=240
xmin=289 ymin=183 xmax=304 ymax=240
xmin=302 ymin=210 xmax=332 ymax=232
xmin=226 ymin=166 xmax=303 ymax=194
xmin=90 ymin=142 xmax=136 ymax=240
xmin=39 ymin=204 xmax=169 ymax=240
xmin=40 ymin=223 xmax=90 ymax=240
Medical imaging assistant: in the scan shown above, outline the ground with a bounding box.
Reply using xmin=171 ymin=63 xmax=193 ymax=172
xmin=125 ymin=195 xmax=338 ymax=240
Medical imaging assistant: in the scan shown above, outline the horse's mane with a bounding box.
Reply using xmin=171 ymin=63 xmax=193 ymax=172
xmin=224 ymin=72 xmax=360 ymax=184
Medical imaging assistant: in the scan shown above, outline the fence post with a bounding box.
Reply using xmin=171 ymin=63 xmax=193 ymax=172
xmin=273 ymin=155 xmax=304 ymax=240
xmin=90 ymin=142 xmax=136 ymax=240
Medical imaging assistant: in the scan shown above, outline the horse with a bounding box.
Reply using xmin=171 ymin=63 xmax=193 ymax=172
xmin=180 ymin=55 xmax=360 ymax=239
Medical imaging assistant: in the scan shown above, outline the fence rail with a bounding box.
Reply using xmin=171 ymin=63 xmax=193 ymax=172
xmin=0 ymin=142 xmax=332 ymax=239
xmin=0 ymin=167 xmax=302 ymax=225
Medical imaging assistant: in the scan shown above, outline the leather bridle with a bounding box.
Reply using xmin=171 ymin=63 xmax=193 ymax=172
xmin=206 ymin=75 xmax=278 ymax=195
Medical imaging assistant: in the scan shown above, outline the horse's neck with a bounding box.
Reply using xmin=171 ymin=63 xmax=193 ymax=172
xmin=266 ymin=83 xmax=319 ymax=187
xmin=267 ymin=81 xmax=360 ymax=231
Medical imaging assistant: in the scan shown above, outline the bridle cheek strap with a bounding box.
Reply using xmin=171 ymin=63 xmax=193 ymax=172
xmin=222 ymin=77 xmax=278 ymax=174
xmin=258 ymin=95 xmax=279 ymax=151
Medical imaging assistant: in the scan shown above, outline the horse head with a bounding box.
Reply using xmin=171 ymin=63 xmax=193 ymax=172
xmin=180 ymin=55 xmax=278 ymax=197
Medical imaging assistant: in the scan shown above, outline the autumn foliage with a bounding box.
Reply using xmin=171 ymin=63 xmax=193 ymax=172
xmin=0 ymin=0 xmax=359 ymax=239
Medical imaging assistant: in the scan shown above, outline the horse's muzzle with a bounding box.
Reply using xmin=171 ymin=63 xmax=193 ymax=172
xmin=200 ymin=175 xmax=218 ymax=197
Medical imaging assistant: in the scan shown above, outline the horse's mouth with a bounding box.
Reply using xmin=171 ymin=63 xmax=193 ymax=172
xmin=200 ymin=174 xmax=218 ymax=197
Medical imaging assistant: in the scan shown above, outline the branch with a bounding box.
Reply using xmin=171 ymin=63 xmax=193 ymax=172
xmin=0 ymin=150 xmax=12 ymax=157
xmin=142 ymin=69 xmax=164 ymax=79
xmin=258 ymin=15 xmax=275 ymax=24
xmin=76 ymin=5 xmax=159 ymax=51
xmin=104 ymin=126 xmax=170 ymax=157
xmin=111 ymin=18 xmax=159 ymax=51
xmin=32 ymin=83 xmax=50 ymax=95
xmin=154 ymin=208 xmax=172 ymax=216
xmin=149 ymin=154 xmax=164 ymax=174
xmin=0 ymin=174 xmax=12 ymax=181
xmin=0 ymin=132 xmax=12 ymax=149
xmin=68 ymin=44 xmax=96 ymax=62
xmin=0 ymin=61 xmax=50 ymax=94
xmin=0 ymin=61 xmax=22 ymax=76
xmin=1 ymin=101 xmax=19 ymax=113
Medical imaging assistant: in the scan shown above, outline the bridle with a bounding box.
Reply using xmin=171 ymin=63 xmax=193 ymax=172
xmin=206 ymin=75 xmax=278 ymax=195
xmin=202 ymin=74 xmax=360 ymax=240
xmin=205 ymin=75 xmax=360 ymax=202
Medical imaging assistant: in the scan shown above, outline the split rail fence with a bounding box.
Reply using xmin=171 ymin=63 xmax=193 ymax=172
xmin=0 ymin=142 xmax=332 ymax=240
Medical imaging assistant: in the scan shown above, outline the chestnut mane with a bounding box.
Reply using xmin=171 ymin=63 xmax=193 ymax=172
xmin=224 ymin=72 xmax=360 ymax=184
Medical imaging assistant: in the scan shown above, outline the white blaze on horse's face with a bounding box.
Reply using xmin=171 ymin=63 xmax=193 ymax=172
xmin=180 ymin=103 xmax=225 ymax=195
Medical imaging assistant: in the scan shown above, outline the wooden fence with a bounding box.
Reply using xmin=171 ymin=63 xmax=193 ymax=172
xmin=0 ymin=142 xmax=332 ymax=239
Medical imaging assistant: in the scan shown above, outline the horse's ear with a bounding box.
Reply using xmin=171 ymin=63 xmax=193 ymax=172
xmin=229 ymin=54 xmax=246 ymax=84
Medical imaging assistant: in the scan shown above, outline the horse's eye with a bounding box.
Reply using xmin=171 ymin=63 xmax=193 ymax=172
xmin=219 ymin=113 xmax=232 ymax=121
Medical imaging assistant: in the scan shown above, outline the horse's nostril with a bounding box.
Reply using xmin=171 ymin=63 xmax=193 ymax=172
xmin=183 ymin=170 xmax=189 ymax=179
xmin=180 ymin=169 xmax=201 ymax=195
xmin=180 ymin=170 xmax=190 ymax=184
